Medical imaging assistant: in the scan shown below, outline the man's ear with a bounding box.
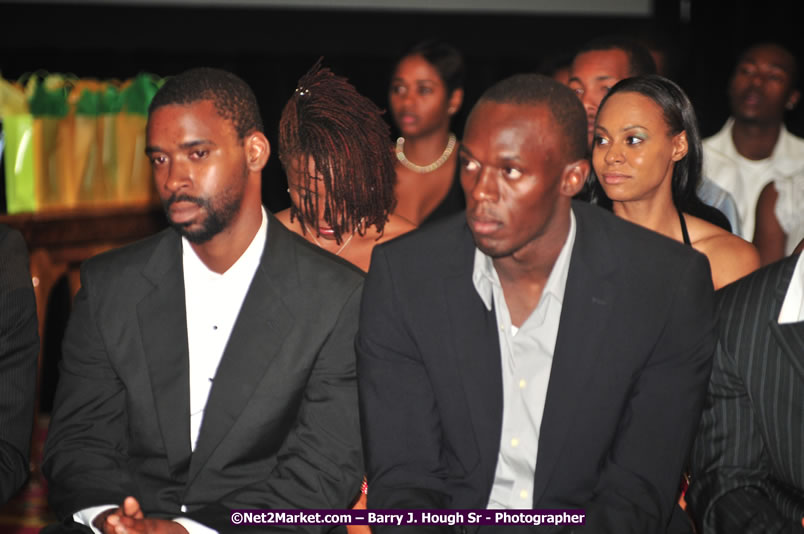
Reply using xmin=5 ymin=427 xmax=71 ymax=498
xmin=786 ymin=89 xmax=801 ymax=110
xmin=671 ymin=131 xmax=688 ymax=162
xmin=560 ymin=158 xmax=590 ymax=197
xmin=246 ymin=132 xmax=270 ymax=171
xmin=447 ymin=88 xmax=464 ymax=116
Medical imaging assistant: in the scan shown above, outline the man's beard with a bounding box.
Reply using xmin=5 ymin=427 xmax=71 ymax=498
xmin=162 ymin=191 xmax=242 ymax=244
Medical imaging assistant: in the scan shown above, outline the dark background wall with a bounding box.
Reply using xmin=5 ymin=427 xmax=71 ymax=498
xmin=1 ymin=0 xmax=802 ymax=213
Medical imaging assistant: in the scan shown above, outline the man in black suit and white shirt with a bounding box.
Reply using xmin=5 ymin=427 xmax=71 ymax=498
xmin=43 ymin=68 xmax=364 ymax=534
xmin=0 ymin=224 xmax=38 ymax=505
xmin=688 ymin=253 xmax=804 ymax=532
xmin=357 ymin=74 xmax=716 ymax=533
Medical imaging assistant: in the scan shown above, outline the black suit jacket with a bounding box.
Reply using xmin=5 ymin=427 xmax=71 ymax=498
xmin=357 ymin=201 xmax=716 ymax=533
xmin=0 ymin=224 xmax=38 ymax=504
xmin=43 ymin=214 xmax=365 ymax=533
xmin=688 ymin=254 xmax=804 ymax=533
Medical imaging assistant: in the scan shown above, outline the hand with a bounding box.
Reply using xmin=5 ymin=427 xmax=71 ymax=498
xmin=94 ymin=497 xmax=188 ymax=534
xmin=107 ymin=497 xmax=146 ymax=534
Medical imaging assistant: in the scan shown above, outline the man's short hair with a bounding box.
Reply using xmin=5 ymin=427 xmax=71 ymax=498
xmin=576 ymin=35 xmax=657 ymax=77
xmin=477 ymin=73 xmax=588 ymax=161
xmin=736 ymin=41 xmax=799 ymax=88
xmin=148 ymin=67 xmax=264 ymax=139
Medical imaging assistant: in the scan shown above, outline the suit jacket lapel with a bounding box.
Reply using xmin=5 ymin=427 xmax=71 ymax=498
xmin=532 ymin=206 xmax=617 ymax=503
xmin=769 ymin=256 xmax=804 ymax=382
xmin=137 ymin=230 xmax=193 ymax=476
xmin=445 ymin=221 xmax=504 ymax=494
xmin=771 ymin=321 xmax=804 ymax=381
xmin=188 ymin=216 xmax=294 ymax=482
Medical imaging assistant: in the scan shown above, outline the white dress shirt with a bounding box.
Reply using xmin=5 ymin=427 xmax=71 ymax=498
xmin=473 ymin=211 xmax=576 ymax=508
xmin=184 ymin=208 xmax=267 ymax=451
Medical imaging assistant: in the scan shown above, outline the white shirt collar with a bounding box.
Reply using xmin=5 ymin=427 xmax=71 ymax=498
xmin=778 ymin=253 xmax=804 ymax=324
xmin=473 ymin=209 xmax=576 ymax=311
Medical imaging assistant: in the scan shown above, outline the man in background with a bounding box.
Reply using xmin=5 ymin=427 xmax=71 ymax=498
xmin=703 ymin=42 xmax=803 ymax=240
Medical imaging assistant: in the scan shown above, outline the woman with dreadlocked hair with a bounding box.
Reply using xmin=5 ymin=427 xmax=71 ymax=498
xmin=276 ymin=60 xmax=416 ymax=273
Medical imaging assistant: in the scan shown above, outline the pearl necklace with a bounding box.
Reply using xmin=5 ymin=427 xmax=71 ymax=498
xmin=395 ymin=133 xmax=457 ymax=174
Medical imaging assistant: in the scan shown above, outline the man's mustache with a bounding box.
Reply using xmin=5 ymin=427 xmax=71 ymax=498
xmin=164 ymin=194 xmax=207 ymax=209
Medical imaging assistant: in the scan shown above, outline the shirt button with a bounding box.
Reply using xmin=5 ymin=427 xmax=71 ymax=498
xmin=181 ymin=505 xmax=187 ymax=513
xmin=212 ymin=325 xmax=218 ymax=330
xmin=519 ymin=379 xmax=526 ymax=389
xmin=520 ymin=490 xmax=528 ymax=500
xmin=511 ymin=438 xmax=519 ymax=447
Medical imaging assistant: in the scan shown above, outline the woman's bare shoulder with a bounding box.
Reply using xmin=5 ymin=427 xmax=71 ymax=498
xmin=274 ymin=207 xmax=292 ymax=223
xmin=273 ymin=208 xmax=304 ymax=235
xmin=687 ymin=215 xmax=760 ymax=288
xmin=375 ymin=214 xmax=418 ymax=243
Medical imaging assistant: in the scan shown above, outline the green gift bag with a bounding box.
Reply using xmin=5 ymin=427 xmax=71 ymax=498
xmin=2 ymin=74 xmax=35 ymax=212
xmin=3 ymin=113 xmax=36 ymax=213
xmin=2 ymin=73 xmax=72 ymax=212
xmin=1 ymin=72 xmax=162 ymax=213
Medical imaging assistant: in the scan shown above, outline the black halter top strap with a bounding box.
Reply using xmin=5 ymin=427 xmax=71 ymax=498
xmin=678 ymin=210 xmax=692 ymax=247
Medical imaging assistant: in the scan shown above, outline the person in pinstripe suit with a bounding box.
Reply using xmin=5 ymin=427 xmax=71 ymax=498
xmin=0 ymin=223 xmax=39 ymax=504
xmin=687 ymin=252 xmax=804 ymax=532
